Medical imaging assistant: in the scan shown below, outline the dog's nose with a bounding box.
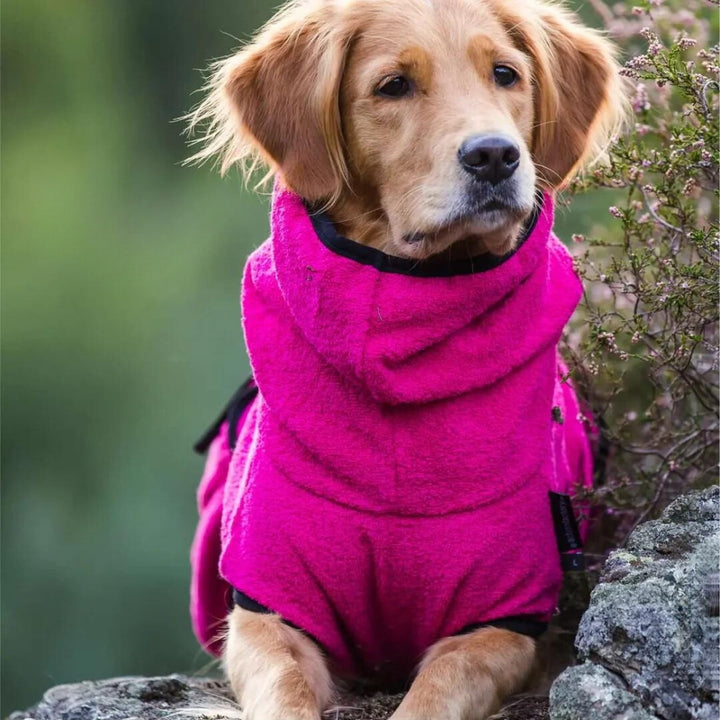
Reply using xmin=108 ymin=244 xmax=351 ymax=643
xmin=458 ymin=134 xmax=520 ymax=184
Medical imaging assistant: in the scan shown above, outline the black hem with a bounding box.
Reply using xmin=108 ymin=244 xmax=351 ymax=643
xmin=232 ymin=589 xmax=276 ymax=616
xmin=306 ymin=192 xmax=543 ymax=278
xmin=234 ymin=587 xmax=547 ymax=647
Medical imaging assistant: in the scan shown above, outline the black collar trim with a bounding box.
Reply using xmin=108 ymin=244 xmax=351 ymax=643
xmin=306 ymin=192 xmax=543 ymax=278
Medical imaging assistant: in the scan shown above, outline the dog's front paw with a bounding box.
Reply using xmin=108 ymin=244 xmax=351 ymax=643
xmin=225 ymin=608 xmax=332 ymax=720
xmin=240 ymin=697 xmax=321 ymax=720
xmin=232 ymin=667 xmax=326 ymax=720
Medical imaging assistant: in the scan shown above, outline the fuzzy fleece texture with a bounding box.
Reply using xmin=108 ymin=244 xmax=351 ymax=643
xmin=190 ymin=187 xmax=594 ymax=681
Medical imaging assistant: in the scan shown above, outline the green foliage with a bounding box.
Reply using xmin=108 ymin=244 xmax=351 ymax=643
xmin=565 ymin=0 xmax=719 ymax=545
xmin=1 ymin=1 xmax=275 ymax=713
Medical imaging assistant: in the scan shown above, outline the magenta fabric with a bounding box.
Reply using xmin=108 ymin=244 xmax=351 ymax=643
xmin=190 ymin=187 xmax=594 ymax=676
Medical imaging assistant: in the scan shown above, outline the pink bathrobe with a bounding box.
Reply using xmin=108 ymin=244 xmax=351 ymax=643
xmin=190 ymin=187 xmax=594 ymax=682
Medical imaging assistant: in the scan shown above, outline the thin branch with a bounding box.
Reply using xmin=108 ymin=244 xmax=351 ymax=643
xmin=701 ymin=79 xmax=719 ymax=118
xmin=639 ymin=187 xmax=684 ymax=235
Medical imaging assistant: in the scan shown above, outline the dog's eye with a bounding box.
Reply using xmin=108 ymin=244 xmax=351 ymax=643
xmin=375 ymin=75 xmax=412 ymax=98
xmin=493 ymin=65 xmax=519 ymax=88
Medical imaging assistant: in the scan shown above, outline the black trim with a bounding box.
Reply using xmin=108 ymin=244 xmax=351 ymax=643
xmin=232 ymin=589 xmax=275 ymax=615
xmin=193 ymin=377 xmax=258 ymax=455
xmin=306 ymin=192 xmax=543 ymax=277
xmin=458 ymin=616 xmax=548 ymax=639
xmin=233 ymin=591 xmax=547 ymax=661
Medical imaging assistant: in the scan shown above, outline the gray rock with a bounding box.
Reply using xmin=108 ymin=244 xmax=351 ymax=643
xmin=7 ymin=674 xmax=408 ymax=720
xmin=550 ymin=664 xmax=659 ymax=720
xmin=7 ymin=673 xmax=549 ymax=720
xmin=550 ymin=486 xmax=720 ymax=720
xmin=7 ymin=676 xmax=237 ymax=720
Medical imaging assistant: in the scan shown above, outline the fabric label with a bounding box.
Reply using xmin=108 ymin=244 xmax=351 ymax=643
xmin=549 ymin=491 xmax=583 ymax=552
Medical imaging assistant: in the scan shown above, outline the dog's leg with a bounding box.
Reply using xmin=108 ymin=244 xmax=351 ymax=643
xmin=224 ymin=606 xmax=334 ymax=720
xmin=389 ymin=627 xmax=536 ymax=720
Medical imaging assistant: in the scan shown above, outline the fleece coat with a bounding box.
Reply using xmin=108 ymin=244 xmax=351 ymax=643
xmin=190 ymin=187 xmax=594 ymax=682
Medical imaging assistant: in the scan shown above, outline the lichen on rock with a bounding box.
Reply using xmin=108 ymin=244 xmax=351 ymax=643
xmin=549 ymin=486 xmax=720 ymax=720
xmin=6 ymin=674 xmax=549 ymax=720
xmin=551 ymin=664 xmax=659 ymax=720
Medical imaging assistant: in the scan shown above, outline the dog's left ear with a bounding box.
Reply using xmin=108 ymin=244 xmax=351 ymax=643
xmin=501 ymin=2 xmax=627 ymax=189
xmin=187 ymin=2 xmax=354 ymax=203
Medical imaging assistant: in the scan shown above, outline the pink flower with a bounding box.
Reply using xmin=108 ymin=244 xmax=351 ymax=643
xmin=632 ymin=83 xmax=651 ymax=113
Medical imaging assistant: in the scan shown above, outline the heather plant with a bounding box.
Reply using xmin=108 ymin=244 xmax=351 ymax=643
xmin=564 ymin=0 xmax=719 ymax=550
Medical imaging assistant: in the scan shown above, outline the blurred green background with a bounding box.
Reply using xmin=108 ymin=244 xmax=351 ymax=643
xmin=1 ymin=1 xmax=607 ymax=713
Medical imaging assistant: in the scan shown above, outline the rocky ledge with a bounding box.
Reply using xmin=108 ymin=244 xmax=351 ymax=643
xmin=7 ymin=674 xmax=547 ymax=720
xmin=550 ymin=486 xmax=720 ymax=720
xmin=10 ymin=488 xmax=718 ymax=720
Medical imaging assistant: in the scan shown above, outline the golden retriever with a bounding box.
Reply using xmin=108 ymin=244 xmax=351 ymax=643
xmin=186 ymin=1 xmax=624 ymax=718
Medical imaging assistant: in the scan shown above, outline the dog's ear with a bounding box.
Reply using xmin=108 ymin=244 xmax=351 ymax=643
xmin=187 ymin=2 xmax=352 ymax=202
xmin=499 ymin=1 xmax=626 ymax=188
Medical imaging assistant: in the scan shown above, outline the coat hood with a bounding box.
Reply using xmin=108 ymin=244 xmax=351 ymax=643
xmin=242 ymin=187 xmax=581 ymax=406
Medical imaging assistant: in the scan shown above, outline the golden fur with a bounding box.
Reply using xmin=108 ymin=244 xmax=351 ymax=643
xmin=186 ymin=1 xmax=626 ymax=717
xmin=187 ymin=0 xmax=625 ymax=260
xmin=224 ymin=607 xmax=333 ymax=720
xmin=391 ymin=627 xmax=537 ymax=719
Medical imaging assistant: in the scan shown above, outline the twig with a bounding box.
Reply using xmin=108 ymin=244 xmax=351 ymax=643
xmin=701 ymin=79 xmax=719 ymax=118
xmin=639 ymin=187 xmax=684 ymax=235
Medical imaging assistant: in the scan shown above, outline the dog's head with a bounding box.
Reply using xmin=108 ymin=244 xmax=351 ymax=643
xmin=188 ymin=0 xmax=625 ymax=259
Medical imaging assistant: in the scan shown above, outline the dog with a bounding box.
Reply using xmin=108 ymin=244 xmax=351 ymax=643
xmin=186 ymin=1 xmax=624 ymax=718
